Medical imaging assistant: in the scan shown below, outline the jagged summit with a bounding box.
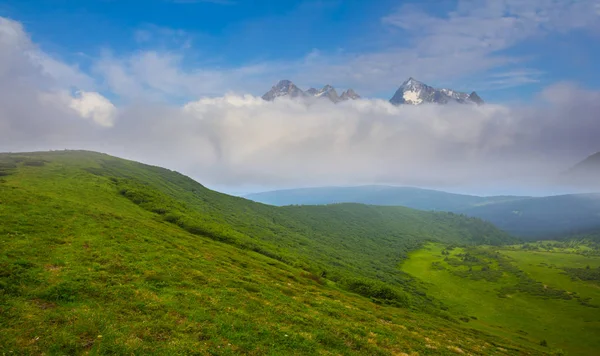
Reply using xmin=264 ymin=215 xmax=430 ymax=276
xmin=262 ymin=80 xmax=307 ymax=101
xmin=390 ymin=78 xmax=437 ymax=105
xmin=390 ymin=77 xmax=484 ymax=106
xmin=262 ymin=80 xmax=360 ymax=103
xmin=314 ymin=85 xmax=340 ymax=102
xmin=320 ymin=84 xmax=334 ymax=92
xmin=468 ymin=91 xmax=484 ymax=105
xmin=403 ymin=77 xmax=418 ymax=86
xmin=261 ymin=78 xmax=482 ymax=105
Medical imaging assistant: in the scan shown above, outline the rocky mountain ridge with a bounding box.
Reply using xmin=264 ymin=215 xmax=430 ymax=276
xmin=389 ymin=77 xmax=484 ymax=105
xmin=262 ymin=80 xmax=361 ymax=103
xmin=262 ymin=77 xmax=483 ymax=105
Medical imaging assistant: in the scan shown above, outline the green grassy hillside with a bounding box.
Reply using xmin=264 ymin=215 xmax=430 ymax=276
xmin=0 ymin=151 xmax=537 ymax=354
xmin=2 ymin=150 xmax=512 ymax=303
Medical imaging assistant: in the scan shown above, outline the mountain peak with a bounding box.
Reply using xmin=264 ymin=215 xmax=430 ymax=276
xmin=391 ymin=78 xmax=483 ymax=106
xmin=390 ymin=78 xmax=434 ymax=105
xmin=314 ymin=84 xmax=340 ymax=102
xmin=262 ymin=79 xmax=306 ymax=101
xmin=262 ymin=81 xmax=360 ymax=103
xmin=468 ymin=91 xmax=484 ymax=105
xmin=277 ymin=79 xmax=293 ymax=86
xmin=400 ymin=77 xmax=425 ymax=88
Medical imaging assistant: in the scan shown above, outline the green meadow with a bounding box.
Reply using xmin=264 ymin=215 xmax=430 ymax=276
xmin=401 ymin=243 xmax=600 ymax=355
xmin=0 ymin=151 xmax=545 ymax=355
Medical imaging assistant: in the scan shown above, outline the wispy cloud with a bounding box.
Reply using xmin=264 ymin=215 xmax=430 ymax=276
xmin=377 ymin=0 xmax=600 ymax=91
xmin=84 ymin=0 xmax=600 ymax=99
xmin=474 ymin=69 xmax=545 ymax=91
xmin=382 ymin=0 xmax=600 ymax=52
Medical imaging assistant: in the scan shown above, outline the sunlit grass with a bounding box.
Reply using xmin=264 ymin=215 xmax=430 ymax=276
xmin=401 ymin=243 xmax=600 ymax=355
xmin=0 ymin=151 xmax=542 ymax=354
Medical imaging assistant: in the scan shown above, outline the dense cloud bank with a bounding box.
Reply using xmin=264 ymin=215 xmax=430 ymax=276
xmin=1 ymin=17 xmax=599 ymax=195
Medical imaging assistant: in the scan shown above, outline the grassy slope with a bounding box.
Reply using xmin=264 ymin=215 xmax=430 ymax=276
xmin=33 ymin=151 xmax=512 ymax=298
xmin=401 ymin=244 xmax=600 ymax=355
xmin=0 ymin=151 xmax=535 ymax=355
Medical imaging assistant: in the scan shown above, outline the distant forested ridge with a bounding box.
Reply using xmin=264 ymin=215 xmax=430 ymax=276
xmin=247 ymin=186 xmax=600 ymax=239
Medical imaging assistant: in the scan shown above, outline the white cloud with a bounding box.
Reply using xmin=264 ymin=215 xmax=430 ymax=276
xmin=374 ymin=0 xmax=600 ymax=91
xmin=69 ymin=91 xmax=117 ymax=127
xmin=168 ymin=93 xmax=590 ymax=191
xmin=16 ymin=86 xmax=578 ymax=196
xmin=383 ymin=0 xmax=600 ymax=51
xmin=94 ymin=50 xmax=278 ymax=100
xmin=0 ymin=17 xmax=95 ymax=90
xmin=0 ymin=15 xmax=117 ymax=152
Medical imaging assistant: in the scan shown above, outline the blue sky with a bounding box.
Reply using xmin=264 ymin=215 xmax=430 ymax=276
xmin=2 ymin=0 xmax=599 ymax=103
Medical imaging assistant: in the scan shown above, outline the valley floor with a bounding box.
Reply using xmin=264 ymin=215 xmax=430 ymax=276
xmin=401 ymin=243 xmax=600 ymax=356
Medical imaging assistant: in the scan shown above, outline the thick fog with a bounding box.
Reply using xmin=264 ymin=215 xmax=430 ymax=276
xmin=1 ymin=16 xmax=599 ymax=196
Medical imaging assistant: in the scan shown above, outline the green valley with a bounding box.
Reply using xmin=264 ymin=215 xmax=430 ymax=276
xmin=0 ymin=150 xmax=592 ymax=355
xmin=401 ymin=243 xmax=600 ymax=355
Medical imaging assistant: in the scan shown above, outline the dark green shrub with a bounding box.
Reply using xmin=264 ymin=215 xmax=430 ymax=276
xmin=344 ymin=278 xmax=410 ymax=308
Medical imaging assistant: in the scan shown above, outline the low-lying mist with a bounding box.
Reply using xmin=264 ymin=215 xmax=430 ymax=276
xmin=2 ymin=88 xmax=599 ymax=196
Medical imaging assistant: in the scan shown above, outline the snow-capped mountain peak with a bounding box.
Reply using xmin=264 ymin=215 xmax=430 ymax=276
xmin=315 ymin=85 xmax=334 ymax=96
xmin=261 ymin=78 xmax=480 ymax=105
xmin=390 ymin=78 xmax=484 ymax=106
xmin=314 ymin=85 xmax=340 ymax=102
xmin=402 ymin=77 xmax=419 ymax=86
xmin=390 ymin=78 xmax=434 ymax=105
